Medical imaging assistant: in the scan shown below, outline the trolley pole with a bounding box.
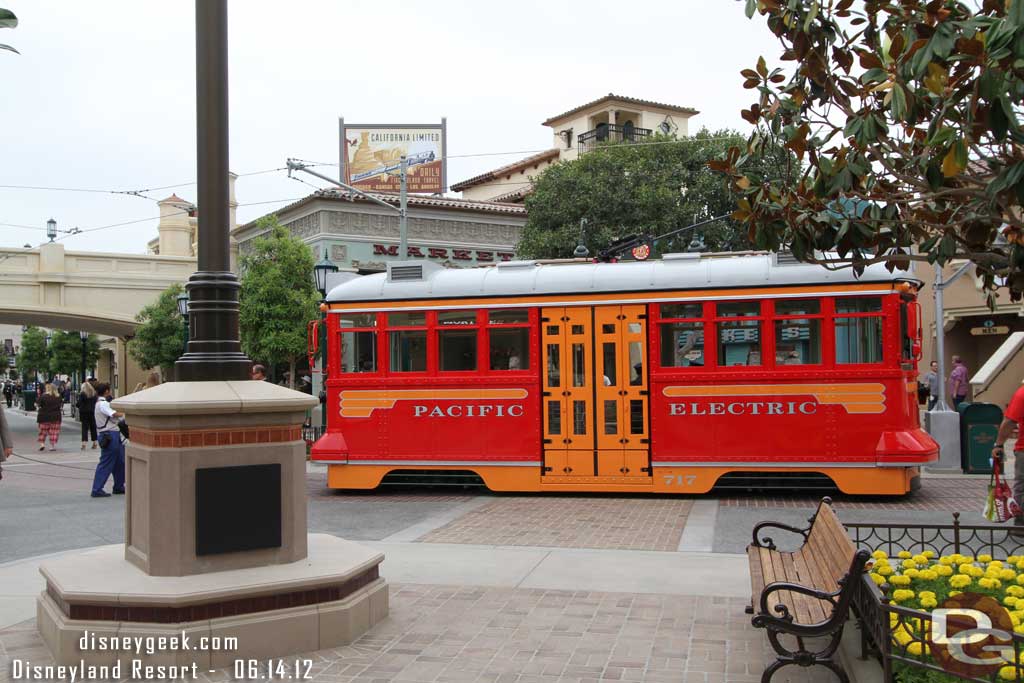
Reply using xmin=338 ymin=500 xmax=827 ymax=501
xmin=399 ymin=156 xmax=408 ymax=260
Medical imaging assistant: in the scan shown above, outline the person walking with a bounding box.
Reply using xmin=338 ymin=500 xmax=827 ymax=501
xmin=0 ymin=400 xmax=12 ymax=481
xmin=3 ymin=382 xmax=12 ymax=408
xmin=993 ymin=381 xmax=1024 ymax=533
xmin=949 ymin=356 xmax=970 ymax=408
xmin=90 ymin=382 xmax=124 ymax=498
xmin=922 ymin=361 xmax=940 ymax=410
xmin=36 ymin=383 xmax=63 ymax=451
xmin=78 ymin=380 xmax=99 ymax=450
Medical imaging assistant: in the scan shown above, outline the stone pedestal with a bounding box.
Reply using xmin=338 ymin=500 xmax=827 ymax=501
xmin=36 ymin=381 xmax=388 ymax=668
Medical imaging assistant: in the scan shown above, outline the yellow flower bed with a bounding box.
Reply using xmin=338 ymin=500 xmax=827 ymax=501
xmin=871 ymin=550 xmax=1024 ymax=682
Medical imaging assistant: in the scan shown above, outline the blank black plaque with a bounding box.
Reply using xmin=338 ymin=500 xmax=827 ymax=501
xmin=195 ymin=464 xmax=282 ymax=556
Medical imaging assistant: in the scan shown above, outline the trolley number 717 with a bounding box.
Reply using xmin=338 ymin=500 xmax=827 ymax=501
xmin=664 ymin=474 xmax=697 ymax=486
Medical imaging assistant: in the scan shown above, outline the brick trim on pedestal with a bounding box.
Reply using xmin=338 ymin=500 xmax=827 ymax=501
xmin=45 ymin=566 xmax=378 ymax=624
xmin=130 ymin=426 xmax=303 ymax=448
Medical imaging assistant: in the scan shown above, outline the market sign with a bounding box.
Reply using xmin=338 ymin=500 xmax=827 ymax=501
xmin=339 ymin=119 xmax=446 ymax=194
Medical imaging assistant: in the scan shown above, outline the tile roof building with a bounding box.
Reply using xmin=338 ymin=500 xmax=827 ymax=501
xmin=451 ymin=94 xmax=699 ymax=203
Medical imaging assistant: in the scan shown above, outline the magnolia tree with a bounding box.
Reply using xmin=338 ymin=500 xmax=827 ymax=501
xmin=715 ymin=0 xmax=1024 ymax=302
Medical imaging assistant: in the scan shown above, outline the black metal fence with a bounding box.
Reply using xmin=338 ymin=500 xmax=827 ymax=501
xmin=847 ymin=516 xmax=1024 ymax=682
xmin=577 ymin=124 xmax=652 ymax=154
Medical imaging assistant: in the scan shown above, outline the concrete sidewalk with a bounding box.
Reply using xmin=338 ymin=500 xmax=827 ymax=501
xmin=0 ymin=539 xmax=750 ymax=630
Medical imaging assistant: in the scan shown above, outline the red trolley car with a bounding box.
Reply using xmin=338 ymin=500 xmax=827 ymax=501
xmin=311 ymin=253 xmax=938 ymax=495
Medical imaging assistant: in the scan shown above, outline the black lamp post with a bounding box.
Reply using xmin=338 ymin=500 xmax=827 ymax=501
xmin=42 ymin=334 xmax=51 ymax=387
xmin=313 ymin=250 xmax=338 ymax=429
xmin=79 ymin=331 xmax=88 ymax=389
xmin=173 ymin=0 xmax=251 ymax=382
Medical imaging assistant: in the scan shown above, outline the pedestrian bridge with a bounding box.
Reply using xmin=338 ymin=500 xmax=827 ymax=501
xmin=0 ymin=243 xmax=195 ymax=337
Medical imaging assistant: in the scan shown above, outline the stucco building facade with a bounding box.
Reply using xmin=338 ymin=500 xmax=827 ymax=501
xmin=917 ymin=260 xmax=1024 ymax=409
xmin=451 ymin=93 xmax=698 ymax=202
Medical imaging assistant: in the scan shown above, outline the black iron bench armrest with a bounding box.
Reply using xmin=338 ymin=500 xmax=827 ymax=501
xmin=751 ymin=521 xmax=810 ymax=550
xmin=753 ymin=581 xmax=843 ymax=635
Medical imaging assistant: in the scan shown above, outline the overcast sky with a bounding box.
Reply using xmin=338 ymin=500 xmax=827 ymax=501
xmin=0 ymin=1 xmax=778 ymax=254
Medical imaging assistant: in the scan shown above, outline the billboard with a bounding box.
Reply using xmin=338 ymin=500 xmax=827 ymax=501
xmin=339 ymin=119 xmax=446 ymax=194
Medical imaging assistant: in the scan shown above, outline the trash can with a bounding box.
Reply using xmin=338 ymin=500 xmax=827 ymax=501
xmin=958 ymin=402 xmax=1003 ymax=474
xmin=22 ymin=389 xmax=35 ymax=412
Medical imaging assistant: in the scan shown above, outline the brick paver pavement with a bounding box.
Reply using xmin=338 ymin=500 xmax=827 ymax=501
xmin=717 ymin=476 xmax=990 ymax=512
xmin=419 ymin=498 xmax=693 ymax=551
xmin=0 ymin=584 xmax=835 ymax=683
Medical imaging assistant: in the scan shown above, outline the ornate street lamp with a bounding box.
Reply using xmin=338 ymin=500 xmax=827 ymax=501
xmin=46 ymin=218 xmax=57 ymax=243
xmin=313 ymin=250 xmax=337 ymax=431
xmin=176 ymin=292 xmax=190 ymax=348
xmin=313 ymin=250 xmax=338 ymax=297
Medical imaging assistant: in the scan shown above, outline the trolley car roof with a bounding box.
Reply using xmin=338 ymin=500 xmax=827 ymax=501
xmin=325 ymin=253 xmax=914 ymax=305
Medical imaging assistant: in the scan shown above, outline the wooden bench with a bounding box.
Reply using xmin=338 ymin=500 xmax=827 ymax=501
xmin=746 ymin=497 xmax=870 ymax=683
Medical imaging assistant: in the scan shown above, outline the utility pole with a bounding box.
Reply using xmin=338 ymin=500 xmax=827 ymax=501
xmin=926 ymin=260 xmax=973 ymax=471
xmin=399 ymin=156 xmax=408 ymax=259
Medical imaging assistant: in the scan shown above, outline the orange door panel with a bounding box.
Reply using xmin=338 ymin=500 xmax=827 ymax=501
xmin=542 ymin=308 xmax=594 ymax=454
xmin=594 ymin=305 xmax=650 ymax=476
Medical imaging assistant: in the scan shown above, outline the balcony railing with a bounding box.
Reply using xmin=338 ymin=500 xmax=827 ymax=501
xmin=577 ymin=124 xmax=652 ymax=154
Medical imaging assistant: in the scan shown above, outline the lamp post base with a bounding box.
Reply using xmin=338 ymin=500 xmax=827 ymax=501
xmin=174 ymin=271 xmax=251 ymax=382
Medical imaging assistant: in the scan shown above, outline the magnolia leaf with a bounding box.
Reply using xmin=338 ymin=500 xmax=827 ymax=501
xmin=757 ymin=56 xmax=768 ymax=77
xmin=924 ymin=62 xmax=948 ymax=95
xmin=745 ymin=0 xmax=757 ymax=19
xmin=890 ymin=83 xmax=907 ymax=120
xmin=736 ymin=176 xmax=752 ymax=190
xmin=0 ymin=43 xmax=17 ymax=54
xmin=941 ymin=143 xmax=966 ymax=178
xmin=0 ymin=9 xmax=16 ymax=29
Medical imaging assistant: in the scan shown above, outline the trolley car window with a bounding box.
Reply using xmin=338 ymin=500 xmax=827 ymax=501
xmin=439 ymin=329 xmax=477 ymax=371
xmin=339 ymin=331 xmax=377 ymax=373
xmin=388 ymin=312 xmax=425 ymax=327
xmin=490 ymin=328 xmax=529 ymax=370
xmin=571 ymin=343 xmax=586 ymax=387
xmin=630 ymin=400 xmax=644 ymax=434
xmin=487 ymin=309 xmax=530 ymax=371
xmin=389 ymin=330 xmax=426 ymax=372
xmin=547 ymin=344 xmax=560 ymax=386
xmin=489 ymin=309 xmax=528 ymax=324
xmin=716 ymin=302 xmax=763 ymax=366
xmin=604 ymin=400 xmax=618 ymax=434
xmin=548 ymin=402 xmax=561 ymax=435
xmin=774 ymin=299 xmax=820 ymax=315
xmin=717 ymin=302 xmax=760 ymax=318
xmin=661 ymin=303 xmax=703 ymax=319
xmin=772 ymin=300 xmax=822 ymax=366
xmin=836 ymin=297 xmax=882 ymax=313
xmin=774 ymin=319 xmax=821 ymax=365
xmin=602 ymin=342 xmax=617 ymax=385
xmin=340 ymin=313 xmax=377 ymax=328
xmin=835 ymin=316 xmax=883 ymax=364
xmin=438 ymin=310 xmax=477 ymax=325
xmin=660 ymin=322 xmax=704 ymax=367
xmin=572 ymin=400 xmax=587 ymax=435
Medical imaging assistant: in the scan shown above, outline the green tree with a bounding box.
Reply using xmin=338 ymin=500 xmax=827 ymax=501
xmin=17 ymin=326 xmax=49 ymax=383
xmin=130 ymin=283 xmax=186 ymax=377
xmin=720 ymin=0 xmax=1024 ymax=302
xmin=48 ymin=330 xmax=101 ymax=378
xmin=239 ymin=217 xmax=319 ymax=389
xmin=517 ymin=129 xmax=796 ymax=259
xmin=0 ymin=8 xmax=17 ymax=55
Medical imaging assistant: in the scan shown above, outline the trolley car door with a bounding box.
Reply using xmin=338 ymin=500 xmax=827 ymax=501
xmin=541 ymin=307 xmax=595 ymax=476
xmin=594 ymin=305 xmax=650 ymax=477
